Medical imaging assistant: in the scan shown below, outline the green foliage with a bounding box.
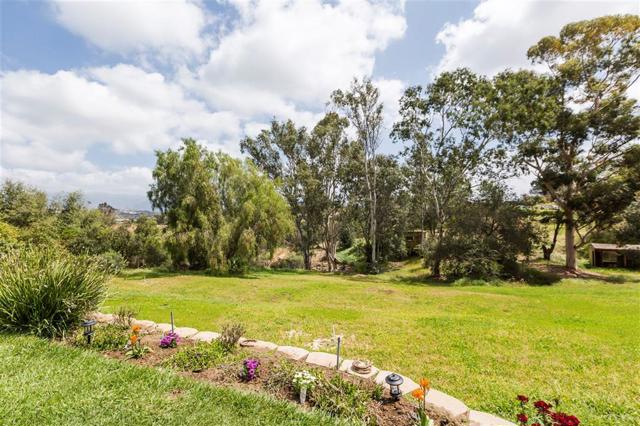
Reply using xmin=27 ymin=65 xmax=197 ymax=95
xmin=73 ymin=323 xmax=129 ymax=351
xmin=494 ymin=14 xmax=640 ymax=269
xmin=270 ymin=253 xmax=305 ymax=270
xmin=149 ymin=140 xmax=292 ymax=272
xmin=218 ymin=322 xmax=245 ymax=352
xmin=0 ymin=247 xmax=108 ymax=337
xmin=264 ymin=359 xmax=298 ymax=395
xmin=114 ymin=306 xmax=137 ymax=327
xmin=311 ymin=373 xmax=373 ymax=422
xmin=94 ymin=250 xmax=127 ymax=274
xmin=166 ymin=341 xmax=228 ymax=372
xmin=0 ymin=180 xmax=48 ymax=227
xmin=615 ymin=193 xmax=640 ymax=244
xmin=426 ymin=182 xmax=542 ymax=279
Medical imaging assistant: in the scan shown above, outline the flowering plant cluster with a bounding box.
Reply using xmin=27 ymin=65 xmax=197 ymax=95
xmin=411 ymin=378 xmax=434 ymax=426
xmin=292 ymin=370 xmax=317 ymax=390
xmin=242 ymin=358 xmax=260 ymax=381
xmin=516 ymin=395 xmax=580 ymax=426
xmin=125 ymin=325 xmax=150 ymax=359
xmin=159 ymin=332 xmax=179 ymax=349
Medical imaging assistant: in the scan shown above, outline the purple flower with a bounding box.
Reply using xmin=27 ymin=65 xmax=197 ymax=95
xmin=159 ymin=332 xmax=179 ymax=348
xmin=243 ymin=358 xmax=260 ymax=381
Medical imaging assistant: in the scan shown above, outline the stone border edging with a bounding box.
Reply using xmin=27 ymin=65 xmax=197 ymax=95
xmin=93 ymin=313 xmax=515 ymax=426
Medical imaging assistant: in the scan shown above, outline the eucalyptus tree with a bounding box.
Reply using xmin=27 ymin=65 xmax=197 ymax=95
xmin=392 ymin=68 xmax=503 ymax=276
xmin=494 ymin=15 xmax=640 ymax=271
xmin=241 ymin=114 xmax=348 ymax=270
xmin=331 ymin=78 xmax=384 ymax=269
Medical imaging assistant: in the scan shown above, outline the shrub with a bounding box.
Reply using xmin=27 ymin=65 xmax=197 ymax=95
xmin=114 ymin=306 xmax=136 ymax=327
xmin=165 ymin=341 xmax=227 ymax=372
xmin=311 ymin=373 xmax=372 ymax=422
xmin=94 ymin=250 xmax=127 ymax=274
xmin=72 ymin=323 xmax=129 ymax=351
xmin=271 ymin=254 xmax=304 ymax=270
xmin=219 ymin=322 xmax=245 ymax=352
xmin=265 ymin=359 xmax=298 ymax=395
xmin=0 ymin=247 xmax=108 ymax=337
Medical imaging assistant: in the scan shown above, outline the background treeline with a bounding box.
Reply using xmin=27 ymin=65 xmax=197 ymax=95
xmin=1 ymin=15 xmax=638 ymax=279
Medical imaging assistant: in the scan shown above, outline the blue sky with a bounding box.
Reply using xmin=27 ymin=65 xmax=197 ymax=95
xmin=1 ymin=0 xmax=637 ymax=209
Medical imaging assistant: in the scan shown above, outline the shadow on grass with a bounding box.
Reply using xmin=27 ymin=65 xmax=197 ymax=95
xmin=118 ymin=267 xmax=317 ymax=282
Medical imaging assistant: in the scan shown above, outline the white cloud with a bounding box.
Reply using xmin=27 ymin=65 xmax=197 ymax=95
xmin=1 ymin=65 xmax=243 ymax=202
xmin=435 ymin=0 xmax=639 ymax=76
xmin=191 ymin=0 xmax=406 ymax=116
xmin=1 ymin=65 xmax=242 ymax=158
xmin=51 ymin=0 xmax=209 ymax=61
xmin=1 ymin=166 xmax=153 ymax=197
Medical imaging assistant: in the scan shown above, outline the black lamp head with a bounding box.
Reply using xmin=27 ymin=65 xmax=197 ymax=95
xmin=385 ymin=373 xmax=404 ymax=400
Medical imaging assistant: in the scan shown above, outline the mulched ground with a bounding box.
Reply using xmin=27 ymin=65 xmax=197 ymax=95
xmin=89 ymin=330 xmax=462 ymax=426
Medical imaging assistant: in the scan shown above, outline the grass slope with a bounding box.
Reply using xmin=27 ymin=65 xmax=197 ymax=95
xmin=104 ymin=262 xmax=640 ymax=425
xmin=0 ymin=334 xmax=342 ymax=426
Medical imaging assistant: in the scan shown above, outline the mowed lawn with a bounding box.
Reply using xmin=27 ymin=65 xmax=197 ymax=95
xmin=105 ymin=262 xmax=640 ymax=425
xmin=0 ymin=335 xmax=341 ymax=426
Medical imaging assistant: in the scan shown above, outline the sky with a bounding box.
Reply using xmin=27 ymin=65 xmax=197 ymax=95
xmin=1 ymin=0 xmax=638 ymax=210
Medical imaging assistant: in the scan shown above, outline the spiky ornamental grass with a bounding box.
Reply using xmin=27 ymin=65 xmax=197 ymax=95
xmin=0 ymin=247 xmax=108 ymax=338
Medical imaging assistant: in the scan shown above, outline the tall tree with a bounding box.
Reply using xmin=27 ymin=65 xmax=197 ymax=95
xmin=331 ymin=78 xmax=384 ymax=269
xmin=392 ymin=68 xmax=502 ymax=276
xmin=241 ymin=114 xmax=348 ymax=270
xmin=494 ymin=15 xmax=640 ymax=270
xmin=148 ymin=138 xmax=222 ymax=269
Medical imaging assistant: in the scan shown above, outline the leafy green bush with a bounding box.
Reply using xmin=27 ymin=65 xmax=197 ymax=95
xmin=0 ymin=247 xmax=109 ymax=337
xmin=165 ymin=341 xmax=228 ymax=372
xmin=219 ymin=322 xmax=245 ymax=352
xmin=94 ymin=250 xmax=127 ymax=274
xmin=270 ymin=254 xmax=304 ymax=270
xmin=72 ymin=323 xmax=129 ymax=351
xmin=311 ymin=373 xmax=374 ymax=422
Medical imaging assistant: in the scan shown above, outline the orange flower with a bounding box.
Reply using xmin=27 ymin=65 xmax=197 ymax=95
xmin=132 ymin=325 xmax=141 ymax=333
xmin=130 ymin=334 xmax=138 ymax=344
xmin=420 ymin=378 xmax=430 ymax=389
xmin=411 ymin=388 xmax=425 ymax=400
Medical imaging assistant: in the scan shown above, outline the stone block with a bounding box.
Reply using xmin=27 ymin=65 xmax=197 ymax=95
xmin=173 ymin=327 xmax=198 ymax=338
xmin=276 ymin=346 xmax=309 ymax=361
xmin=469 ymin=410 xmax=515 ymax=426
xmin=192 ymin=331 xmax=220 ymax=342
xmin=306 ymin=352 xmax=338 ymax=368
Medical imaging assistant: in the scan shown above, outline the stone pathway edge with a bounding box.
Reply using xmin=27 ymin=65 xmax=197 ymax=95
xmin=93 ymin=312 xmax=515 ymax=426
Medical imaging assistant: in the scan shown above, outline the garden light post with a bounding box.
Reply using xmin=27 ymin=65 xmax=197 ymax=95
xmin=385 ymin=373 xmax=404 ymax=400
xmin=81 ymin=319 xmax=97 ymax=345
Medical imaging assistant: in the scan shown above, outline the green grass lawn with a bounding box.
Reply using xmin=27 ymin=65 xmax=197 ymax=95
xmin=0 ymin=334 xmax=343 ymax=426
xmin=103 ymin=261 xmax=640 ymax=425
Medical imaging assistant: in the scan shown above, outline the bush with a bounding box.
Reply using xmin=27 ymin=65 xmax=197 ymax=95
xmin=0 ymin=247 xmax=109 ymax=338
xmin=270 ymin=254 xmax=305 ymax=270
xmin=114 ymin=306 xmax=136 ymax=327
xmin=94 ymin=250 xmax=127 ymax=274
xmin=311 ymin=373 xmax=374 ymax=422
xmin=72 ymin=323 xmax=129 ymax=351
xmin=166 ymin=341 xmax=228 ymax=372
xmin=219 ymin=322 xmax=245 ymax=352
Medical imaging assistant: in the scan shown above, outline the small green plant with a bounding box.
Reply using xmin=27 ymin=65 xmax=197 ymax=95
xmin=114 ymin=306 xmax=136 ymax=327
xmin=124 ymin=325 xmax=150 ymax=359
xmin=311 ymin=373 xmax=372 ymax=422
xmin=166 ymin=341 xmax=227 ymax=372
xmin=72 ymin=323 xmax=129 ymax=351
xmin=218 ymin=322 xmax=245 ymax=352
xmin=94 ymin=250 xmax=127 ymax=274
xmin=0 ymin=247 xmax=108 ymax=338
xmin=265 ymin=359 xmax=297 ymax=395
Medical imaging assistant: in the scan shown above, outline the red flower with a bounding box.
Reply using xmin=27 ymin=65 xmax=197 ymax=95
xmin=517 ymin=395 xmax=529 ymax=403
xmin=534 ymin=400 xmax=552 ymax=414
xmin=551 ymin=412 xmax=580 ymax=426
xmin=517 ymin=413 xmax=528 ymax=424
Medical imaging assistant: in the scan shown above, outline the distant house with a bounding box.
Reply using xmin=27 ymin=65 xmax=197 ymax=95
xmin=589 ymin=243 xmax=640 ymax=269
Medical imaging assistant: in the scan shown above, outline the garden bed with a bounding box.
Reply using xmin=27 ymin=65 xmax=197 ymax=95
xmin=69 ymin=324 xmax=464 ymax=426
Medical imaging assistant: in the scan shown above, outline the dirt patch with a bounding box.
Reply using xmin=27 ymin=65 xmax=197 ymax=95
xmin=78 ymin=330 xmax=456 ymax=426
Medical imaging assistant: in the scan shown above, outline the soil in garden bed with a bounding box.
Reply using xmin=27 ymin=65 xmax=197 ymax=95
xmin=84 ymin=330 xmax=462 ymax=426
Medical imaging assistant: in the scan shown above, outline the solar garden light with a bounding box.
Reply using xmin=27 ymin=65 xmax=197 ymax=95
xmin=81 ymin=319 xmax=97 ymax=345
xmin=385 ymin=373 xmax=404 ymax=400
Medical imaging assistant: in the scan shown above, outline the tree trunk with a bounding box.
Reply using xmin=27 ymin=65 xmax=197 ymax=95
xmin=565 ymin=211 xmax=577 ymax=271
xmin=542 ymin=246 xmax=553 ymax=261
xmin=542 ymin=220 xmax=561 ymax=261
xmin=303 ymin=248 xmax=312 ymax=270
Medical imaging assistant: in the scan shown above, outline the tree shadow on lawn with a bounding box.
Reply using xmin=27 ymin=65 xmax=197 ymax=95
xmin=119 ymin=267 xmax=315 ymax=282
